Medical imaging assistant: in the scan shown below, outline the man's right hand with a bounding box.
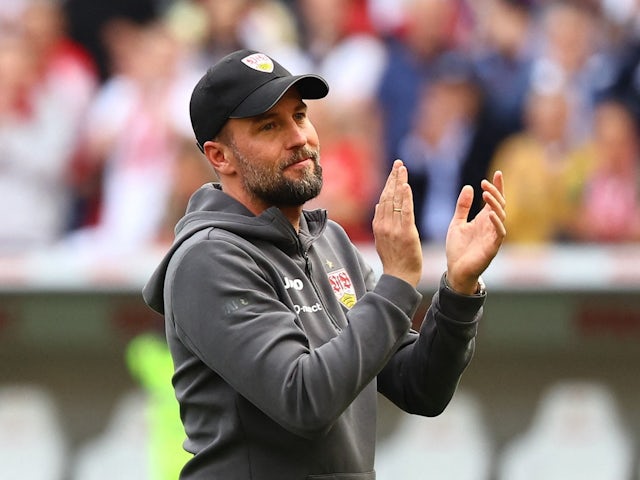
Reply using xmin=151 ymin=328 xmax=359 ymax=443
xmin=372 ymin=159 xmax=423 ymax=288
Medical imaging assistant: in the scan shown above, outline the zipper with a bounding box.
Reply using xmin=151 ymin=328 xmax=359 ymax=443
xmin=299 ymin=240 xmax=343 ymax=333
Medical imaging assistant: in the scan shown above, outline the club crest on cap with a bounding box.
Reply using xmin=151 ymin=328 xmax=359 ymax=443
xmin=241 ymin=53 xmax=274 ymax=73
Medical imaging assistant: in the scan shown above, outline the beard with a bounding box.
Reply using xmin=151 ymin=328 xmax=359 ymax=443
xmin=230 ymin=142 xmax=323 ymax=207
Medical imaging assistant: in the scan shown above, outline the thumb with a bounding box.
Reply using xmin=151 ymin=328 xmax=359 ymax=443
xmin=452 ymin=185 xmax=474 ymax=223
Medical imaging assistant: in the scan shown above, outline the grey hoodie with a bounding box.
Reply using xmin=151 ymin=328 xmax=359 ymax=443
xmin=142 ymin=183 xmax=485 ymax=480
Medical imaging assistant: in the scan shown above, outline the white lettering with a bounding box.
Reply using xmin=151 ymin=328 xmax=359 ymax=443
xmin=293 ymin=302 xmax=323 ymax=314
xmin=284 ymin=276 xmax=304 ymax=291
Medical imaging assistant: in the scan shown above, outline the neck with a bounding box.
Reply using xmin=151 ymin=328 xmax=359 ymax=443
xmin=278 ymin=206 xmax=304 ymax=232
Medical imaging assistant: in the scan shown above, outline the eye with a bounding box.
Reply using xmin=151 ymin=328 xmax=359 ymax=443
xmin=260 ymin=121 xmax=276 ymax=132
xmin=294 ymin=111 xmax=306 ymax=123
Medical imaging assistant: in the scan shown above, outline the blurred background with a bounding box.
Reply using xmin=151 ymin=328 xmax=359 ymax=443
xmin=1 ymin=0 xmax=640 ymax=478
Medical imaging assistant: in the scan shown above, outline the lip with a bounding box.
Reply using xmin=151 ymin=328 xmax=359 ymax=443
xmin=285 ymin=157 xmax=313 ymax=169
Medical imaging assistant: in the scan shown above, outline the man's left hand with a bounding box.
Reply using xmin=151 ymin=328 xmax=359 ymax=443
xmin=445 ymin=171 xmax=506 ymax=295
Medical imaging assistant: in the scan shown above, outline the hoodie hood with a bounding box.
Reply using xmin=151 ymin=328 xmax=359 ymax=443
xmin=142 ymin=183 xmax=327 ymax=314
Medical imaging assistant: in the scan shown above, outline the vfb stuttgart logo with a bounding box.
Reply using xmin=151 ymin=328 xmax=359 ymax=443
xmin=328 ymin=268 xmax=356 ymax=309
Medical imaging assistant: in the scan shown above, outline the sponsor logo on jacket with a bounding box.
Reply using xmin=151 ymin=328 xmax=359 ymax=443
xmin=284 ymin=276 xmax=304 ymax=291
xmin=293 ymin=302 xmax=323 ymax=314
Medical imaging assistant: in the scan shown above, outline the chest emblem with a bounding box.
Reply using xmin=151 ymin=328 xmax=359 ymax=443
xmin=327 ymin=268 xmax=357 ymax=309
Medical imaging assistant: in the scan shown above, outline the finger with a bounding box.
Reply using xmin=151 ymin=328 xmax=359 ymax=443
xmin=377 ymin=166 xmax=398 ymax=223
xmin=481 ymin=177 xmax=506 ymax=210
xmin=486 ymin=170 xmax=505 ymax=205
xmin=395 ymin=163 xmax=408 ymax=194
xmin=393 ymin=165 xmax=409 ymax=216
xmin=380 ymin=160 xmax=402 ymax=205
xmin=488 ymin=210 xmax=507 ymax=239
xmin=452 ymin=185 xmax=474 ymax=222
xmin=391 ymin=160 xmax=405 ymax=208
xmin=399 ymin=182 xmax=416 ymax=226
xmin=493 ymin=170 xmax=505 ymax=197
xmin=482 ymin=190 xmax=506 ymax=222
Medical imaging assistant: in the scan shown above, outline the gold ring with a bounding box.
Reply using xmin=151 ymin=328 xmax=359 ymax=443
xmin=393 ymin=208 xmax=402 ymax=213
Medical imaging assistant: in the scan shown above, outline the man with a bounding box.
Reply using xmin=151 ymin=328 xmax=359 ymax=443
xmin=142 ymin=49 xmax=506 ymax=479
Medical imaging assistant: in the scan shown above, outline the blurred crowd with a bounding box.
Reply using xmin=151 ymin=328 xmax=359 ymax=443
xmin=3 ymin=0 xmax=640 ymax=255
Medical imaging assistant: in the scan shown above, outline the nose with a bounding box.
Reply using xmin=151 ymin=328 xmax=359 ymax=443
xmin=284 ymin=121 xmax=307 ymax=150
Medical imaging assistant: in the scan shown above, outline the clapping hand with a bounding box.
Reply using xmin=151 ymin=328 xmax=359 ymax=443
xmin=372 ymin=160 xmax=423 ymax=287
xmin=445 ymin=171 xmax=506 ymax=294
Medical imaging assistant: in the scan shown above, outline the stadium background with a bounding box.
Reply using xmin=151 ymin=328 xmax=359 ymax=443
xmin=1 ymin=0 xmax=640 ymax=478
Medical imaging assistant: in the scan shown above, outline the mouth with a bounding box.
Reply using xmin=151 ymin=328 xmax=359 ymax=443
xmin=283 ymin=159 xmax=313 ymax=173
xmin=290 ymin=157 xmax=312 ymax=166
xmin=284 ymin=152 xmax=316 ymax=170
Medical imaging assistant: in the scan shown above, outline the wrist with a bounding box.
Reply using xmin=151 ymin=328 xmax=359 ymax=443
xmin=382 ymin=268 xmax=421 ymax=289
xmin=445 ymin=272 xmax=485 ymax=296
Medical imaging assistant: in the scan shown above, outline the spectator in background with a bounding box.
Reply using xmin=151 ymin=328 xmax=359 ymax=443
xmin=292 ymin=0 xmax=386 ymax=144
xmin=488 ymin=81 xmax=574 ymax=244
xmin=599 ymin=0 xmax=640 ymax=126
xmin=236 ymin=0 xmax=302 ymax=61
xmin=564 ymin=99 xmax=640 ymax=242
xmin=398 ymin=53 xmax=501 ymax=242
xmin=294 ymin=0 xmax=385 ymax=77
xmin=20 ymin=0 xmax=100 ymax=232
xmin=189 ymin=0 xmax=252 ymax=65
xmin=472 ymin=0 xmax=535 ymax=138
xmin=367 ymin=0 xmax=408 ymax=35
xmin=162 ymin=0 xmax=308 ymax=97
xmin=529 ymin=0 xmax=612 ymax=144
xmin=64 ymin=20 xmax=196 ymax=254
xmin=62 ymin=0 xmax=158 ymax=81
xmin=21 ymin=0 xmax=96 ymax=117
xmin=0 ymin=0 xmax=97 ymax=253
xmin=376 ymin=0 xmax=466 ymax=168
xmin=161 ymin=0 xmax=307 ymax=69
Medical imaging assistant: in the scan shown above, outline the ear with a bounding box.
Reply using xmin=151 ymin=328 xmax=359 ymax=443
xmin=203 ymin=140 xmax=236 ymax=175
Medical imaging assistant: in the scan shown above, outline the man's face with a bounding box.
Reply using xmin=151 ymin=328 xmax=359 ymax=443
xmin=224 ymin=88 xmax=323 ymax=207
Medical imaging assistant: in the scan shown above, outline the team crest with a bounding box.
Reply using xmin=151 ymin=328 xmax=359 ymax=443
xmin=241 ymin=53 xmax=274 ymax=73
xmin=328 ymin=268 xmax=357 ymax=309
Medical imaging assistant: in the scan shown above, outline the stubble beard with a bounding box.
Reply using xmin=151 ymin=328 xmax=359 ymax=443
xmin=231 ymin=142 xmax=323 ymax=207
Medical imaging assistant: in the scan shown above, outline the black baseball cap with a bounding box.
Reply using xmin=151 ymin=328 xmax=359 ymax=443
xmin=190 ymin=49 xmax=329 ymax=150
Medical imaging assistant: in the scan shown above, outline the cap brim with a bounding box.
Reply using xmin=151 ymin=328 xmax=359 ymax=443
xmin=229 ymin=74 xmax=329 ymax=119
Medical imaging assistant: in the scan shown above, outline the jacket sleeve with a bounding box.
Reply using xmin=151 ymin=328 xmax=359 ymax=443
xmin=168 ymin=238 xmax=421 ymax=439
xmin=376 ymin=273 xmax=484 ymax=416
